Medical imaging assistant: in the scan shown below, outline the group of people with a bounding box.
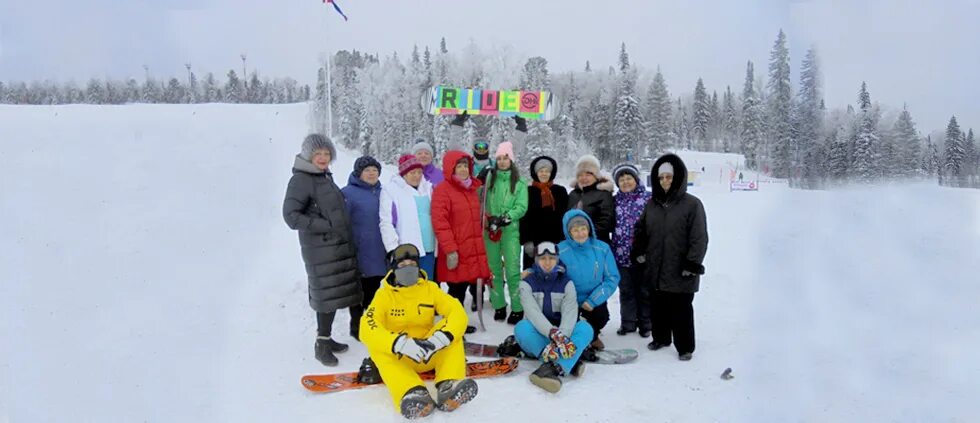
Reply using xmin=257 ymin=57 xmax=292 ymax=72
xmin=283 ymin=116 xmax=709 ymax=418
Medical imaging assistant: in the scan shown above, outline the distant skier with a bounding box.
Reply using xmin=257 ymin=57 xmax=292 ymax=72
xmin=360 ymin=244 xmax=478 ymax=419
xmin=282 ymin=134 xmax=361 ymax=366
xmin=632 ymin=154 xmax=708 ymax=361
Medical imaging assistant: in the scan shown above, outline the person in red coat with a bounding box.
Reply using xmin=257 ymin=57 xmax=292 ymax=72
xmin=432 ymin=150 xmax=491 ymax=333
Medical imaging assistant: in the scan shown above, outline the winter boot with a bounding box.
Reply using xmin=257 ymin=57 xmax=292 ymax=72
xmin=314 ymin=337 xmax=340 ymax=366
xmin=580 ymin=346 xmax=598 ymax=363
xmin=647 ymin=341 xmax=671 ymax=351
xmin=506 ymin=311 xmax=524 ymax=325
xmin=493 ymin=308 xmax=507 ymax=322
xmin=465 ymin=325 xmax=477 ymax=334
xmin=495 ymin=335 xmax=525 ymax=358
xmin=435 ymin=379 xmax=479 ymax=412
xmin=616 ymin=326 xmax=637 ymax=336
xmin=318 ymin=336 xmax=349 ymax=353
xmin=570 ymin=359 xmax=586 ymax=377
xmin=590 ymin=337 xmax=605 ymax=351
xmin=528 ymin=361 xmax=563 ymax=393
xmin=638 ymin=328 xmax=651 ymax=338
xmin=679 ymin=352 xmax=693 ymax=361
xmin=400 ymin=386 xmax=436 ymax=419
xmin=356 ymin=357 xmax=382 ymax=385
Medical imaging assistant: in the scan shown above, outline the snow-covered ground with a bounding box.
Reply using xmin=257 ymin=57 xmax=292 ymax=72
xmin=2 ymin=104 xmax=979 ymax=422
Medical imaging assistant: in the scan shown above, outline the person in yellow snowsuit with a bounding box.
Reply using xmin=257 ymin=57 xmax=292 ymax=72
xmin=360 ymin=243 xmax=478 ymax=419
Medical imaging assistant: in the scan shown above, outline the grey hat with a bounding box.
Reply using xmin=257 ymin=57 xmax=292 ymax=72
xmin=413 ymin=140 xmax=434 ymax=155
xmin=534 ymin=159 xmax=554 ymax=174
xmin=300 ymin=134 xmax=336 ymax=161
xmin=567 ymin=215 xmax=590 ymax=230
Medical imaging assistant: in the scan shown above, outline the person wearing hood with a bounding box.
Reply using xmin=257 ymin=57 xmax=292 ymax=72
xmin=341 ymin=156 xmax=388 ymax=341
xmin=431 ymin=150 xmax=491 ymax=333
xmin=282 ymin=134 xmax=361 ymax=367
xmin=611 ymin=163 xmax=653 ymax=338
xmin=482 ymin=141 xmax=529 ymax=325
xmin=359 ymin=244 xmax=478 ymax=419
xmin=557 ymin=210 xmax=620 ymax=360
xmin=567 ymin=155 xmax=616 ymax=245
xmin=520 ymin=156 xmax=570 ymax=269
xmin=631 ymin=154 xmax=708 ymax=361
xmin=413 ymin=140 xmax=445 ymax=187
xmin=379 ymin=154 xmax=437 ymax=280
xmin=509 ymin=242 xmax=592 ymax=393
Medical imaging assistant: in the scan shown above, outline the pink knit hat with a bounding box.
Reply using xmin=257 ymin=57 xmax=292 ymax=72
xmin=398 ymin=154 xmax=423 ymax=176
xmin=495 ymin=141 xmax=515 ymax=161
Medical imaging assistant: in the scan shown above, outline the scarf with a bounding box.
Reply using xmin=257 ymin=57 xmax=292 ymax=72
xmin=454 ymin=174 xmax=473 ymax=189
xmin=532 ymin=180 xmax=556 ymax=209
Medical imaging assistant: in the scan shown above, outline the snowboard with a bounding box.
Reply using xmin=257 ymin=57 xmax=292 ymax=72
xmin=301 ymin=357 xmax=518 ymax=394
xmin=421 ymin=86 xmax=561 ymax=121
xmin=464 ymin=342 xmax=639 ymax=365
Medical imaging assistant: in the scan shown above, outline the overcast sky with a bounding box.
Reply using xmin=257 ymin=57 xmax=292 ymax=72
xmin=1 ymin=0 xmax=977 ymax=131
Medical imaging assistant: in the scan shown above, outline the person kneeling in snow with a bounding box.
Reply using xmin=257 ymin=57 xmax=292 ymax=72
xmin=558 ymin=210 xmax=621 ymax=360
xmin=513 ymin=242 xmax=593 ymax=393
xmin=360 ymin=244 xmax=478 ymax=419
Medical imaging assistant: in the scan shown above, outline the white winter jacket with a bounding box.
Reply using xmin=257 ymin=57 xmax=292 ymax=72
xmin=379 ymin=175 xmax=434 ymax=257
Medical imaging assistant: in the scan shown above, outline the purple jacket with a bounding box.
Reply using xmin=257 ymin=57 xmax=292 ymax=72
xmin=423 ymin=163 xmax=444 ymax=186
xmin=612 ymin=187 xmax=652 ymax=268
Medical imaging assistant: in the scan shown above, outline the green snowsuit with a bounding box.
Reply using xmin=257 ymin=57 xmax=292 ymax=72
xmin=483 ymin=167 xmax=529 ymax=312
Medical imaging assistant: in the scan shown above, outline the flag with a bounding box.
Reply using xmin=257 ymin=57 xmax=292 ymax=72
xmin=323 ymin=0 xmax=348 ymax=21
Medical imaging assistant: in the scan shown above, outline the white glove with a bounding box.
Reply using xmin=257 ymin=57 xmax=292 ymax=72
xmin=393 ymin=334 xmax=429 ymax=363
xmin=446 ymin=252 xmax=459 ymax=270
xmin=636 ymin=255 xmax=646 ymax=264
xmin=523 ymin=242 xmax=534 ymax=258
xmin=682 ymin=270 xmax=695 ymax=277
xmin=420 ymin=331 xmax=453 ymax=362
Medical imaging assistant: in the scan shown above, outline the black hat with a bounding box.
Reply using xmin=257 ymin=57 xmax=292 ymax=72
xmin=388 ymin=244 xmax=421 ymax=269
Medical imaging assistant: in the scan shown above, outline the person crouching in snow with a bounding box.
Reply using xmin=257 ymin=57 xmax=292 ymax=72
xmin=360 ymin=243 xmax=478 ymax=419
xmin=558 ymin=210 xmax=620 ymax=361
xmin=513 ymin=242 xmax=593 ymax=392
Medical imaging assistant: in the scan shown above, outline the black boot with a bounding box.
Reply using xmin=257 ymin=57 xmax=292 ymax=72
xmin=647 ymin=341 xmax=671 ymax=351
xmin=356 ymin=357 xmax=382 ymax=385
xmin=314 ymin=337 xmax=338 ymax=366
xmin=616 ymin=326 xmax=637 ymax=336
xmin=465 ymin=325 xmax=477 ymax=334
xmin=638 ymin=327 xmax=651 ymax=338
xmin=496 ymin=335 xmax=525 ymax=358
xmin=528 ymin=361 xmax=563 ymax=393
xmin=493 ymin=308 xmax=507 ymax=321
xmin=506 ymin=311 xmax=524 ymax=325
xmin=400 ymin=386 xmax=436 ymax=419
xmin=435 ymin=379 xmax=479 ymax=412
xmin=580 ymin=346 xmax=598 ymax=363
xmin=570 ymin=359 xmax=586 ymax=377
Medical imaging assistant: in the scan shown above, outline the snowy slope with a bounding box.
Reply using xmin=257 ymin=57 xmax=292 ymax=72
xmin=2 ymin=104 xmax=980 ymax=422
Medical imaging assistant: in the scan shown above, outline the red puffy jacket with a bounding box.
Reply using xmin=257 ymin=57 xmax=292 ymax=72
xmin=432 ymin=150 xmax=491 ymax=283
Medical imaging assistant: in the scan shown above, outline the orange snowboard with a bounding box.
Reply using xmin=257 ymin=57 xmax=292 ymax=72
xmin=301 ymin=357 xmax=518 ymax=394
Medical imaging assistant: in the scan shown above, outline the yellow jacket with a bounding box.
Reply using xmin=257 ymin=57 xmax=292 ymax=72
xmin=360 ymin=271 xmax=469 ymax=354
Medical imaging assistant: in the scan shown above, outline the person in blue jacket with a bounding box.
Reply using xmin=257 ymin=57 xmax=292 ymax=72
xmin=512 ymin=242 xmax=592 ymax=393
xmin=341 ymin=156 xmax=388 ymax=341
xmin=557 ymin=209 xmax=620 ymax=359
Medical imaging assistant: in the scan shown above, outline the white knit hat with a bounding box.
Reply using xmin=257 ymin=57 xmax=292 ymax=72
xmin=658 ymin=162 xmax=675 ymax=176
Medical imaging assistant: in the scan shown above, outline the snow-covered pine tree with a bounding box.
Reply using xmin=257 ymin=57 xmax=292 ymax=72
xmin=691 ymin=78 xmax=710 ymax=150
xmin=827 ymin=127 xmax=850 ymax=183
xmin=965 ymin=129 xmax=978 ymax=186
xmin=723 ymin=86 xmax=739 ymax=153
xmin=851 ymin=83 xmax=880 ymax=183
xmin=740 ymin=61 xmax=764 ymax=169
xmin=247 ymin=72 xmax=263 ymax=103
xmin=202 ymin=73 xmax=219 ymax=103
xmin=610 ymin=43 xmax=643 ymax=162
xmin=796 ymin=47 xmax=823 ymax=185
xmin=892 ymin=106 xmax=921 ymax=176
xmin=165 ymin=78 xmax=184 ymax=103
xmin=644 ymin=67 xmax=672 ymax=156
xmin=224 ymin=70 xmax=244 ymax=103
xmin=85 ymin=78 xmax=105 ymax=104
xmin=675 ymin=97 xmax=690 ymax=150
xmin=709 ymin=90 xmax=721 ymax=150
xmin=943 ymin=116 xmax=966 ymax=186
xmin=767 ymin=29 xmax=793 ymax=178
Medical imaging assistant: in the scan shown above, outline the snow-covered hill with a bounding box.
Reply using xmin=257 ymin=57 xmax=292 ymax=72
xmin=2 ymin=104 xmax=979 ymax=422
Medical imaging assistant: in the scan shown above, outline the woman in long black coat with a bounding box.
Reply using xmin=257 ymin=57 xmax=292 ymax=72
xmin=520 ymin=155 xmax=569 ymax=268
xmin=283 ymin=134 xmax=362 ymax=367
xmin=631 ymin=153 xmax=708 ymax=361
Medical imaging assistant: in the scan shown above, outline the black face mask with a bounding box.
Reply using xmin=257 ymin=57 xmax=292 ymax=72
xmin=393 ymin=265 xmax=420 ymax=287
